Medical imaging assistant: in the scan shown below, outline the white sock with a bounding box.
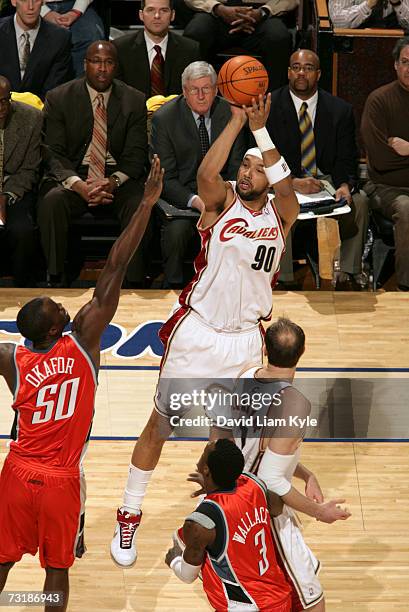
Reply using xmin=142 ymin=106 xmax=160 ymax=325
xmin=122 ymin=464 xmax=154 ymax=515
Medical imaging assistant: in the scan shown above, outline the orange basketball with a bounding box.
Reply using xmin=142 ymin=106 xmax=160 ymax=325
xmin=217 ymin=56 xmax=269 ymax=106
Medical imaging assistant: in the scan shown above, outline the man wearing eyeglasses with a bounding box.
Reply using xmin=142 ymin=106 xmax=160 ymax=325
xmin=113 ymin=0 xmax=200 ymax=98
xmin=0 ymin=75 xmax=42 ymax=286
xmin=362 ymin=37 xmax=409 ymax=291
xmin=266 ymin=48 xmax=368 ymax=290
xmin=38 ymin=40 xmax=150 ymax=288
xmin=150 ymin=61 xmax=246 ymax=288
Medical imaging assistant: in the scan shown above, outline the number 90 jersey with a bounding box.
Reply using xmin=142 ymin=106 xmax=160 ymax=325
xmin=179 ymin=183 xmax=286 ymax=331
xmin=10 ymin=334 xmax=97 ymax=469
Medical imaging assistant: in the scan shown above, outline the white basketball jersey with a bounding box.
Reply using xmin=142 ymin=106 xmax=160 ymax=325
xmin=179 ymin=183 xmax=286 ymax=331
xmin=234 ymin=366 xmax=300 ymax=476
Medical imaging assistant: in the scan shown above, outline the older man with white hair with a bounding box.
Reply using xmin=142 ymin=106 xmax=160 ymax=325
xmin=151 ymin=60 xmax=247 ymax=288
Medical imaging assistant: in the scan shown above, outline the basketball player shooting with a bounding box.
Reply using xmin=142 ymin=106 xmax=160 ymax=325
xmin=0 ymin=157 xmax=163 ymax=612
xmin=111 ymin=94 xmax=300 ymax=567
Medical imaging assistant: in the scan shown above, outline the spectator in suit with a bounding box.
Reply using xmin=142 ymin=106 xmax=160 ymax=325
xmin=361 ymin=37 xmax=409 ymax=291
xmin=38 ymin=41 xmax=150 ymax=288
xmin=266 ymin=49 xmax=368 ymax=288
xmin=0 ymin=0 xmax=72 ymax=100
xmin=42 ymin=1 xmax=105 ymax=77
xmin=151 ymin=61 xmax=247 ymax=288
xmin=183 ymin=0 xmax=296 ymax=92
xmin=329 ymin=0 xmax=409 ymax=29
xmin=114 ymin=0 xmax=201 ymax=99
xmin=0 ymin=76 xmax=42 ymax=287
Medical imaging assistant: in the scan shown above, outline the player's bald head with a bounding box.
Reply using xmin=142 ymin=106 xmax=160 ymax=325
xmin=17 ymin=298 xmax=56 ymax=343
xmin=265 ymin=317 xmax=305 ymax=368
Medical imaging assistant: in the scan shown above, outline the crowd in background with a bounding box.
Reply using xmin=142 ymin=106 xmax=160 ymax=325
xmin=0 ymin=0 xmax=408 ymax=290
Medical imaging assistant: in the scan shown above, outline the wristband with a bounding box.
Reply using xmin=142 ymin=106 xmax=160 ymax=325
xmin=264 ymin=157 xmax=291 ymax=186
xmin=252 ymin=127 xmax=276 ymax=152
xmin=170 ymin=555 xmax=201 ymax=584
xmin=71 ymin=9 xmax=82 ymax=17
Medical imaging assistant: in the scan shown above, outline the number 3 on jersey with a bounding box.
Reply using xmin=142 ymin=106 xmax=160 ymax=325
xmin=254 ymin=528 xmax=270 ymax=576
xmin=32 ymin=377 xmax=80 ymax=424
xmin=251 ymin=245 xmax=276 ymax=272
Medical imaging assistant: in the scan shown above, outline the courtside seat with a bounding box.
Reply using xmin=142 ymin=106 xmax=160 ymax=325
xmin=369 ymin=209 xmax=395 ymax=290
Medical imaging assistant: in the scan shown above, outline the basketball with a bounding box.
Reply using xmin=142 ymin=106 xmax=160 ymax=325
xmin=217 ymin=56 xmax=269 ymax=106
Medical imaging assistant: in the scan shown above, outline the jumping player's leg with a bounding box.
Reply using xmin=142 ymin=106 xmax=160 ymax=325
xmin=44 ymin=567 xmax=69 ymax=612
xmin=130 ymin=408 xmax=173 ymax=472
xmin=308 ymin=600 xmax=325 ymax=611
xmin=0 ymin=562 xmax=14 ymax=591
xmin=111 ymin=408 xmax=173 ymax=567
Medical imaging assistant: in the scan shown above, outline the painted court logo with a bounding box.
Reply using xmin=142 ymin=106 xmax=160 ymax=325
xmin=220 ymin=218 xmax=278 ymax=242
xmin=0 ymin=320 xmax=165 ymax=360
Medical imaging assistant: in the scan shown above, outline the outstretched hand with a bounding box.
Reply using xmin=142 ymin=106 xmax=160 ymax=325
xmin=143 ymin=154 xmax=164 ymax=207
xmin=317 ymin=498 xmax=351 ymax=523
xmin=243 ymin=93 xmax=271 ymax=131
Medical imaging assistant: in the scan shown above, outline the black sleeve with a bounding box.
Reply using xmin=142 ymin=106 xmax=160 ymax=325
xmin=193 ymin=501 xmax=227 ymax=559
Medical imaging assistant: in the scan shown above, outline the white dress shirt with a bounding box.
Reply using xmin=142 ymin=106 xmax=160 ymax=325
xmin=290 ymin=90 xmax=325 ymax=176
xmin=328 ymin=0 xmax=409 ymax=30
xmin=63 ymin=83 xmax=129 ymax=190
xmin=289 ymin=90 xmax=318 ymax=127
xmin=144 ymin=31 xmax=169 ymax=68
xmin=14 ymin=15 xmax=41 ymax=79
xmin=187 ymin=110 xmax=211 ymax=208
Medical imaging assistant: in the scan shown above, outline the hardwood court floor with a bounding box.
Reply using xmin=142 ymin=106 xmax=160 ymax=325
xmin=0 ymin=290 xmax=409 ymax=610
xmin=0 ymin=441 xmax=408 ymax=612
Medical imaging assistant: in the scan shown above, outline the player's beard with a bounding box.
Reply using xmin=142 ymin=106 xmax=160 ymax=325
xmin=236 ymin=185 xmax=266 ymax=201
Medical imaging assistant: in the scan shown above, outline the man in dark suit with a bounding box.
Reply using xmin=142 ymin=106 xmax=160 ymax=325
xmin=0 ymin=76 xmax=42 ymax=287
xmin=0 ymin=0 xmax=72 ymax=100
xmin=266 ymin=49 xmax=368 ymax=287
xmin=151 ymin=61 xmax=247 ymax=288
xmin=38 ymin=41 xmax=149 ymax=288
xmin=114 ymin=0 xmax=201 ymax=98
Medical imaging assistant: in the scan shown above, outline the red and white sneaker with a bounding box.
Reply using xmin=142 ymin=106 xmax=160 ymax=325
xmin=110 ymin=508 xmax=142 ymax=567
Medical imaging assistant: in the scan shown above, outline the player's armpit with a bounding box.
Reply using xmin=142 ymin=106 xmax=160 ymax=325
xmin=266 ymin=489 xmax=284 ymax=517
xmin=182 ymin=520 xmax=215 ymax=566
xmin=273 ymin=188 xmax=300 ymax=238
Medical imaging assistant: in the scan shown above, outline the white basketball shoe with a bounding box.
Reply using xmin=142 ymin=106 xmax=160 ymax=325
xmin=110 ymin=508 xmax=142 ymax=567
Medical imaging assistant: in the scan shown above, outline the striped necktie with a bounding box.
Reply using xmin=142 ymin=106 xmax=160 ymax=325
xmin=0 ymin=129 xmax=4 ymax=192
xmin=299 ymin=101 xmax=317 ymax=177
xmin=20 ymin=31 xmax=31 ymax=74
xmin=198 ymin=115 xmax=210 ymax=159
xmin=88 ymin=94 xmax=107 ymax=180
xmin=150 ymin=45 xmax=165 ymax=96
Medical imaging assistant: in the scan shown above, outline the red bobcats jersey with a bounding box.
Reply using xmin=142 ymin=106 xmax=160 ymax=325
xmin=10 ymin=334 xmax=97 ymax=470
xmin=196 ymin=474 xmax=291 ymax=611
